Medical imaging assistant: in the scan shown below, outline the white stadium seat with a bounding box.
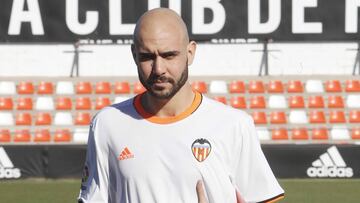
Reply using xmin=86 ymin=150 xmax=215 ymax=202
xmin=289 ymin=110 xmax=308 ymax=124
xmin=209 ymin=80 xmax=228 ymax=94
xmin=54 ymin=112 xmax=73 ymax=126
xmin=0 ymin=112 xmax=15 ymax=126
xmin=56 ymin=81 xmax=75 ymax=95
xmin=35 ymin=97 xmax=55 ymax=110
xmin=346 ymin=94 xmax=360 ymax=108
xmin=330 ymin=126 xmax=350 ymax=140
xmin=305 ymin=80 xmax=324 ymax=93
xmin=256 ymin=127 xmax=271 ymax=141
xmin=268 ymin=95 xmax=287 ymax=109
xmin=73 ymin=128 xmax=89 ymax=143
xmin=0 ymin=81 xmax=16 ymax=95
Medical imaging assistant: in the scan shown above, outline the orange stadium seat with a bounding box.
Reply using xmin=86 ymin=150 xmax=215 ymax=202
xmin=249 ymin=96 xmax=266 ymax=109
xmin=229 ymin=80 xmax=245 ymax=93
xmin=37 ymin=81 xmax=54 ymax=94
xmin=0 ymin=129 xmax=11 ymax=142
xmin=288 ymin=95 xmax=305 ymax=108
xmin=248 ymin=80 xmax=265 ymax=93
xmin=14 ymin=129 xmax=31 ymax=142
xmin=345 ymin=80 xmax=360 ymax=92
xmin=56 ymin=97 xmax=72 ymax=110
xmin=308 ymin=96 xmax=325 ymax=108
xmin=329 ymin=111 xmax=346 ymax=123
xmin=287 ymin=80 xmax=303 ymax=93
xmin=133 ymin=81 xmax=146 ymax=94
xmin=351 ymin=128 xmax=360 ymax=139
xmin=0 ymin=97 xmax=13 ymax=110
xmin=213 ymin=96 xmax=227 ymax=104
xmin=76 ymin=81 xmax=92 ymax=94
xmin=191 ymin=81 xmax=207 ymax=93
xmin=34 ymin=129 xmax=51 ymax=142
xmin=95 ymin=97 xmax=111 ymax=110
xmin=230 ymin=96 xmax=246 ymax=109
xmin=75 ymin=112 xmax=91 ymax=125
xmin=271 ymin=128 xmax=289 ymax=140
xmin=35 ymin=113 xmax=52 ymax=125
xmin=270 ymin=111 xmax=287 ymax=124
xmin=349 ymin=110 xmax=360 ymax=123
xmin=16 ymin=97 xmax=33 ymax=110
xmin=309 ymin=110 xmax=326 ymax=123
xmin=325 ymin=80 xmax=342 ymax=92
xmin=267 ymin=80 xmax=284 ymax=93
xmin=327 ymin=95 xmax=344 ymax=108
xmin=15 ymin=112 xmax=32 ymax=125
xmin=291 ymin=128 xmax=309 ymax=140
xmin=251 ymin=111 xmax=267 ymax=124
xmin=17 ymin=81 xmax=34 ymax=94
xmin=54 ymin=129 xmax=71 ymax=142
xmin=95 ymin=81 xmax=111 ymax=94
xmin=114 ymin=82 xmax=131 ymax=94
xmin=75 ymin=97 xmax=92 ymax=110
xmin=312 ymin=128 xmax=329 ymax=140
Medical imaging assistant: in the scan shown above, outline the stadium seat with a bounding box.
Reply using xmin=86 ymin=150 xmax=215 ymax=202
xmin=75 ymin=97 xmax=92 ymax=110
xmin=329 ymin=111 xmax=346 ymax=123
xmin=271 ymin=128 xmax=289 ymax=140
xmin=312 ymin=128 xmax=329 ymax=140
xmin=330 ymin=126 xmax=350 ymax=140
xmin=305 ymin=80 xmax=324 ymax=93
xmin=0 ymin=97 xmax=13 ymax=110
xmin=346 ymin=95 xmax=360 ymax=108
xmin=54 ymin=129 xmax=71 ymax=142
xmin=0 ymin=112 xmax=14 ymax=126
xmin=0 ymin=129 xmax=11 ymax=142
xmin=14 ymin=129 xmax=31 ymax=142
xmin=17 ymin=81 xmax=34 ymax=94
xmin=35 ymin=97 xmax=55 ymax=110
xmin=270 ymin=111 xmax=287 ymax=124
xmin=15 ymin=113 xmax=32 ymax=125
xmin=291 ymin=128 xmax=309 ymax=140
xmin=268 ymin=95 xmax=287 ymax=109
xmin=191 ymin=81 xmax=207 ymax=93
xmin=248 ymin=80 xmax=265 ymax=93
xmin=327 ymin=95 xmax=344 ymax=108
xmin=209 ymin=80 xmax=228 ymax=94
xmin=289 ymin=110 xmax=308 ymax=124
xmin=34 ymin=129 xmax=51 ymax=142
xmin=229 ymin=80 xmax=245 ymax=93
xmin=308 ymin=96 xmax=325 ymax=108
xmin=114 ymin=82 xmax=131 ymax=94
xmin=267 ymin=80 xmax=284 ymax=93
xmin=16 ymin=97 xmax=33 ymax=110
xmin=249 ymin=96 xmax=266 ymax=109
xmin=133 ymin=81 xmax=146 ymax=94
xmin=251 ymin=111 xmax=267 ymax=124
xmin=309 ymin=110 xmax=326 ymax=123
xmin=95 ymin=81 xmax=111 ymax=94
xmin=113 ymin=96 xmax=130 ymax=104
xmin=75 ymin=112 xmax=91 ymax=125
xmin=0 ymin=81 xmax=16 ymax=95
xmin=213 ymin=96 xmax=227 ymax=104
xmin=230 ymin=96 xmax=246 ymax=109
xmin=76 ymin=81 xmax=92 ymax=94
xmin=349 ymin=110 xmax=360 ymax=123
xmin=54 ymin=112 xmax=73 ymax=126
xmin=288 ymin=95 xmax=305 ymax=108
xmin=325 ymin=80 xmax=342 ymax=92
xmin=73 ymin=128 xmax=89 ymax=143
xmin=56 ymin=81 xmax=74 ymax=95
xmin=345 ymin=80 xmax=360 ymax=92
xmin=37 ymin=81 xmax=54 ymax=94
xmin=287 ymin=80 xmax=303 ymax=93
xmin=95 ymin=97 xmax=111 ymax=109
xmin=56 ymin=97 xmax=72 ymax=110
xmin=35 ymin=113 xmax=52 ymax=125
xmin=256 ymin=127 xmax=271 ymax=141
xmin=351 ymin=128 xmax=360 ymax=139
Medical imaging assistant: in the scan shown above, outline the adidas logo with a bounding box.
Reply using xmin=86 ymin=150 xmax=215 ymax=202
xmin=307 ymin=146 xmax=353 ymax=178
xmin=118 ymin=147 xmax=134 ymax=160
xmin=0 ymin=147 xmax=21 ymax=179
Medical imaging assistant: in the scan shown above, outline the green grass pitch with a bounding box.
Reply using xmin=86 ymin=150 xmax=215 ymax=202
xmin=0 ymin=179 xmax=359 ymax=203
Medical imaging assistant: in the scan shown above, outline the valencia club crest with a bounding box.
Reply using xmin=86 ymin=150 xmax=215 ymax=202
xmin=191 ymin=138 xmax=212 ymax=162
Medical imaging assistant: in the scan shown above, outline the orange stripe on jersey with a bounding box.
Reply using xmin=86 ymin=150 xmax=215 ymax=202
xmin=133 ymin=91 xmax=202 ymax=124
xmin=263 ymin=193 xmax=285 ymax=203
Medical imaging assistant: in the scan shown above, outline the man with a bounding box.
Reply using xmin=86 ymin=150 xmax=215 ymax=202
xmin=78 ymin=8 xmax=284 ymax=203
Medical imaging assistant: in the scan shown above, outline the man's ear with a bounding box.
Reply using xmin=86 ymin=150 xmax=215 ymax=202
xmin=187 ymin=41 xmax=197 ymax=66
xmin=131 ymin=44 xmax=138 ymax=65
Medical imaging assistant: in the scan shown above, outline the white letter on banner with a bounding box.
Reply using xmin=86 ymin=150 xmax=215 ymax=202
xmin=345 ymin=0 xmax=360 ymax=33
xmin=192 ymin=0 xmax=226 ymax=34
xmin=65 ymin=0 xmax=98 ymax=35
xmin=109 ymin=0 xmax=135 ymax=35
xmin=248 ymin=0 xmax=281 ymax=34
xmin=292 ymin=0 xmax=322 ymax=33
xmin=8 ymin=0 xmax=44 ymax=35
xmin=148 ymin=0 xmax=181 ymax=14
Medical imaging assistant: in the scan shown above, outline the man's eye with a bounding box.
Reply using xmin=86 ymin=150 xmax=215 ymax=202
xmin=139 ymin=55 xmax=153 ymax=62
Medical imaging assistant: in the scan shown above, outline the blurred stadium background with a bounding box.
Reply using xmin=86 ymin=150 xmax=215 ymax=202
xmin=1 ymin=0 xmax=360 ymax=202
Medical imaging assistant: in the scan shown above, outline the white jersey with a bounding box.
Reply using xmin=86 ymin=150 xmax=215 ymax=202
xmin=78 ymin=91 xmax=284 ymax=203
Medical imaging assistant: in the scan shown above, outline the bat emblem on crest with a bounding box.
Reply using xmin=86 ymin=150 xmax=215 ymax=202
xmin=191 ymin=138 xmax=211 ymax=162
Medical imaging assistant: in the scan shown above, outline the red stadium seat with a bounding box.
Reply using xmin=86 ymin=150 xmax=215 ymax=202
xmin=16 ymin=97 xmax=33 ymax=110
xmin=213 ymin=96 xmax=227 ymax=104
xmin=75 ymin=112 xmax=91 ymax=125
xmin=95 ymin=81 xmax=111 ymax=94
xmin=15 ymin=113 xmax=32 ymax=125
xmin=312 ymin=128 xmax=329 ymax=140
xmin=270 ymin=111 xmax=287 ymax=124
xmin=34 ymin=129 xmax=51 ymax=142
xmin=133 ymin=81 xmax=146 ymax=94
xmin=35 ymin=113 xmax=52 ymax=125
xmin=345 ymin=80 xmax=360 ymax=92
xmin=14 ymin=129 xmax=31 ymax=142
xmin=308 ymin=96 xmax=325 ymax=108
xmin=37 ymin=81 xmax=53 ymax=94
xmin=267 ymin=80 xmax=284 ymax=93
xmin=271 ymin=128 xmax=289 ymax=140
xmin=251 ymin=111 xmax=267 ymax=124
xmin=327 ymin=95 xmax=344 ymax=108
xmin=0 ymin=129 xmax=11 ymax=142
xmin=191 ymin=81 xmax=207 ymax=93
xmin=288 ymin=95 xmax=305 ymax=108
xmin=248 ymin=80 xmax=265 ymax=93
xmin=291 ymin=128 xmax=309 ymax=140
xmin=325 ymin=80 xmax=342 ymax=92
xmin=76 ymin=82 xmax=92 ymax=94
xmin=17 ymin=81 xmax=34 ymax=94
xmin=287 ymin=80 xmax=303 ymax=93
xmin=309 ymin=110 xmax=326 ymax=123
xmin=349 ymin=110 xmax=360 ymax=123
xmin=249 ymin=96 xmax=266 ymax=109
xmin=229 ymin=81 xmax=245 ymax=93
xmin=54 ymin=129 xmax=71 ymax=142
xmin=230 ymin=96 xmax=246 ymax=109
xmin=114 ymin=82 xmax=131 ymax=94
xmin=351 ymin=128 xmax=360 ymax=139
xmin=75 ymin=97 xmax=92 ymax=110
xmin=56 ymin=97 xmax=72 ymax=110
xmin=0 ymin=97 xmax=13 ymax=110
xmin=95 ymin=97 xmax=111 ymax=110
xmin=329 ymin=111 xmax=346 ymax=123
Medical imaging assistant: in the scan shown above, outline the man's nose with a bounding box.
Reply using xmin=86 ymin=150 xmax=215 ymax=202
xmin=152 ymin=56 xmax=166 ymax=76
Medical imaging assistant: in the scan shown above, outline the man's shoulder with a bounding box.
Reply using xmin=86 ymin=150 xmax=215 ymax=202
xmin=93 ymin=97 xmax=137 ymax=121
